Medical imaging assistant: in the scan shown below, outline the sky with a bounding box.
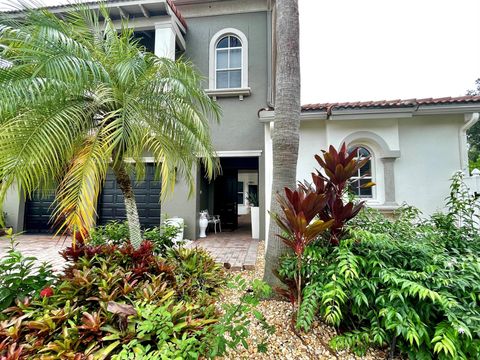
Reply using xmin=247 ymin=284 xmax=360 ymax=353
xmin=1 ymin=0 xmax=479 ymax=104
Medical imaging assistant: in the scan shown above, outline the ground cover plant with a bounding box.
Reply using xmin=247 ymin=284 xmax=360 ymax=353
xmin=274 ymin=145 xmax=480 ymax=359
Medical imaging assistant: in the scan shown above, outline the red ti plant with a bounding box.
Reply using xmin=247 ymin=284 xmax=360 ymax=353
xmin=300 ymin=143 xmax=374 ymax=245
xmin=271 ymin=188 xmax=334 ymax=311
xmin=272 ymin=145 xmax=373 ymax=313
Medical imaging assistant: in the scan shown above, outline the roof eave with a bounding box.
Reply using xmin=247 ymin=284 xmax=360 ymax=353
xmin=260 ymin=104 xmax=480 ymax=122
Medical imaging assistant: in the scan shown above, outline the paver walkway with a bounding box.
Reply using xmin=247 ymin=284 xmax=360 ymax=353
xmin=0 ymin=215 xmax=259 ymax=272
xmin=188 ymin=214 xmax=259 ymax=270
xmin=190 ymin=232 xmax=258 ymax=270
xmin=0 ymin=234 xmax=69 ymax=272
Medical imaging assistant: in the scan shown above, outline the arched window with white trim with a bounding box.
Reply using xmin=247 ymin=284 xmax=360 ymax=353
xmin=348 ymin=146 xmax=374 ymax=198
xmin=215 ymin=35 xmax=242 ymax=89
xmin=209 ymin=28 xmax=248 ymax=91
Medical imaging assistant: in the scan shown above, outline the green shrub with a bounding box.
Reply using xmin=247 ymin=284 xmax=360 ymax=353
xmin=279 ymin=172 xmax=480 ymax=358
xmin=88 ymin=220 xmax=181 ymax=254
xmin=166 ymin=247 xmax=227 ymax=301
xmin=144 ymin=223 xmax=181 ymax=251
xmin=88 ymin=220 xmax=130 ymax=245
xmin=0 ymin=230 xmax=54 ymax=317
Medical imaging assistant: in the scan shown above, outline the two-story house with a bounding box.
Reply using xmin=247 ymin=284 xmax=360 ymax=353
xmin=3 ymin=0 xmax=273 ymax=241
xmin=3 ymin=0 xmax=480 ymax=244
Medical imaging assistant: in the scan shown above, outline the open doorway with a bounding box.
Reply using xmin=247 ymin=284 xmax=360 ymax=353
xmin=199 ymin=157 xmax=259 ymax=235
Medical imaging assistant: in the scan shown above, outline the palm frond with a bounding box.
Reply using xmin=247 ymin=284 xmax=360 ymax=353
xmin=52 ymin=129 xmax=111 ymax=238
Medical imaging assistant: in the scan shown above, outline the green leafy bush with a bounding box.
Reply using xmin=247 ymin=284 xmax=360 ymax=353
xmin=88 ymin=220 xmax=130 ymax=245
xmin=166 ymin=247 xmax=226 ymax=301
xmin=279 ymin=172 xmax=480 ymax=358
xmin=143 ymin=223 xmax=181 ymax=251
xmin=88 ymin=220 xmax=181 ymax=254
xmin=0 ymin=230 xmax=54 ymax=317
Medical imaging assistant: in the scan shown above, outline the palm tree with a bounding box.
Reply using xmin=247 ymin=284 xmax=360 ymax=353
xmin=0 ymin=7 xmax=220 ymax=248
xmin=264 ymin=0 xmax=301 ymax=287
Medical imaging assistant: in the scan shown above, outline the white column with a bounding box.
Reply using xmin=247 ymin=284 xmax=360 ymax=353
xmin=154 ymin=22 xmax=176 ymax=60
xmin=264 ymin=122 xmax=273 ymax=248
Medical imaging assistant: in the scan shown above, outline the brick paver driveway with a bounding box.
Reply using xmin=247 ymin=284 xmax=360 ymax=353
xmin=0 ymin=216 xmax=259 ymax=272
xmin=0 ymin=234 xmax=69 ymax=272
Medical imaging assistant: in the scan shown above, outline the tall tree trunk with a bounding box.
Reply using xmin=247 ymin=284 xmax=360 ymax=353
xmin=264 ymin=0 xmax=301 ymax=287
xmin=112 ymin=163 xmax=143 ymax=249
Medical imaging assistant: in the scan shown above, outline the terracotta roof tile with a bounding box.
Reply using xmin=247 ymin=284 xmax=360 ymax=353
xmin=302 ymin=95 xmax=480 ymax=113
xmin=168 ymin=0 xmax=187 ymax=29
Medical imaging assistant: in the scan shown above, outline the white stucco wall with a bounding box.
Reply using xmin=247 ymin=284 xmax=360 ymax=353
xmin=294 ymin=114 xmax=466 ymax=215
xmin=395 ymin=115 xmax=463 ymax=215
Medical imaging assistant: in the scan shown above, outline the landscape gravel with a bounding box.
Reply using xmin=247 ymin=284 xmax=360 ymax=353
xmin=218 ymin=241 xmax=395 ymax=360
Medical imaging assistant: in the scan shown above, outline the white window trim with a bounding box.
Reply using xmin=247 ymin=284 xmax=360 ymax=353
xmin=208 ymin=28 xmax=250 ymax=99
xmin=348 ymin=144 xmax=379 ymax=203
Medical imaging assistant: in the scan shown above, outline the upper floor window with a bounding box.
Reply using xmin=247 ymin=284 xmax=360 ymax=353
xmin=216 ymin=35 xmax=242 ymax=89
xmin=348 ymin=146 xmax=374 ymax=198
xmin=209 ymin=28 xmax=249 ymax=93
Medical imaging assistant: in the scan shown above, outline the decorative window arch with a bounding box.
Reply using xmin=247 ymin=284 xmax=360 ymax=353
xmin=209 ymin=28 xmax=248 ymax=90
xmin=340 ymin=131 xmax=401 ymax=205
xmin=348 ymin=145 xmax=374 ymax=198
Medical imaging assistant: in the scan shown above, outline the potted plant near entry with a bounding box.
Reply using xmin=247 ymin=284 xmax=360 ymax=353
xmin=247 ymin=193 xmax=259 ymax=239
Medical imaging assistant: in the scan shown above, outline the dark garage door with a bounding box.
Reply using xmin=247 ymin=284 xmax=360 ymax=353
xmin=97 ymin=164 xmax=161 ymax=228
xmin=24 ymin=164 xmax=161 ymax=232
xmin=24 ymin=190 xmax=56 ymax=233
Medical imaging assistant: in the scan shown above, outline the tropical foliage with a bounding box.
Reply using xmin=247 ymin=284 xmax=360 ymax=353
xmin=0 ymin=230 xmax=54 ymax=317
xmin=272 ymin=144 xmax=372 ymax=316
xmin=0 ymin=6 xmax=219 ymax=248
xmin=88 ymin=220 xmax=182 ymax=254
xmin=278 ymin=171 xmax=480 ymax=358
xmin=0 ymin=238 xmax=272 ymax=359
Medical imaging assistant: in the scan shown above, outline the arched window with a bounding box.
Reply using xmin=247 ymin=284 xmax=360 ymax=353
xmin=348 ymin=146 xmax=374 ymax=198
xmin=215 ymin=35 xmax=242 ymax=89
xmin=209 ymin=28 xmax=248 ymax=91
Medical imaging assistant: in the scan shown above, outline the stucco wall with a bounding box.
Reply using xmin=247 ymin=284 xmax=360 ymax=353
xmin=183 ymin=12 xmax=268 ymax=151
xmin=163 ymin=11 xmax=269 ymax=240
xmin=294 ymin=114 xmax=464 ymax=216
xmin=395 ymin=115 xmax=463 ymax=214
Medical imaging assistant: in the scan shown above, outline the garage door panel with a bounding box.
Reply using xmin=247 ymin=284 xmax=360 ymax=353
xmin=24 ymin=192 xmax=56 ymax=233
xmin=26 ymin=164 xmax=161 ymax=233
xmin=98 ymin=164 xmax=161 ymax=228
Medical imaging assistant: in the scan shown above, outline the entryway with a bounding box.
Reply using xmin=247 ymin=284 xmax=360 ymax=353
xmin=199 ymin=156 xmax=259 ymax=234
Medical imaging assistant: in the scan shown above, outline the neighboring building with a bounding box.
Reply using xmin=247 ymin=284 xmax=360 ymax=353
xmin=2 ymin=1 xmax=480 ymax=244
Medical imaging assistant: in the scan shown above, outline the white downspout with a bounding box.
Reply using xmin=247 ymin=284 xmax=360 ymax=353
xmin=460 ymin=112 xmax=480 ymax=174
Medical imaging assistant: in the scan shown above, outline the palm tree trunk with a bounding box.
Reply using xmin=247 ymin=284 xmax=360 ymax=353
xmin=264 ymin=0 xmax=301 ymax=287
xmin=111 ymin=163 xmax=143 ymax=249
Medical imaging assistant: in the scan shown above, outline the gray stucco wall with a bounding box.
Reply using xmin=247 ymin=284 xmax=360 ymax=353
xmin=164 ymin=11 xmax=269 ymax=240
xmin=184 ymin=12 xmax=268 ymax=151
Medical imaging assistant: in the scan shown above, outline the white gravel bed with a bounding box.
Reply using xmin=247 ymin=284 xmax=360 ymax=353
xmin=218 ymin=241 xmax=395 ymax=360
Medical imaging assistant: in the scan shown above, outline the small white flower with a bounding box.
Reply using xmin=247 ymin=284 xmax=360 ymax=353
xmin=458 ymin=327 xmax=465 ymax=334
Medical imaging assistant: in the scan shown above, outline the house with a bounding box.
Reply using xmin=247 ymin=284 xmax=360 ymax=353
xmin=261 ymin=97 xmax=480 ymax=239
xmin=2 ymin=0 xmax=480 ymax=244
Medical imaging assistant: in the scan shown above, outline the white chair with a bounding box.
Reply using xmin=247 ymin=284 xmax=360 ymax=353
xmin=204 ymin=210 xmax=222 ymax=234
